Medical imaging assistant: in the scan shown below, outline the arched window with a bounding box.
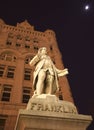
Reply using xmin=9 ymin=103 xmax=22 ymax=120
xmin=25 ymin=55 xmax=34 ymax=64
xmin=0 ymin=51 xmax=17 ymax=62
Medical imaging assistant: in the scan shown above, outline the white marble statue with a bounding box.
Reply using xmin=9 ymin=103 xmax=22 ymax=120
xmin=29 ymin=47 xmax=68 ymax=96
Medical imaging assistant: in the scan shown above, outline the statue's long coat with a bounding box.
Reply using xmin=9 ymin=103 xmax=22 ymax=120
xmin=29 ymin=54 xmax=61 ymax=94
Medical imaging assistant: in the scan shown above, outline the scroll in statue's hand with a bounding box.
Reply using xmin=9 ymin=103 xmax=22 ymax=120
xmin=58 ymin=68 xmax=68 ymax=77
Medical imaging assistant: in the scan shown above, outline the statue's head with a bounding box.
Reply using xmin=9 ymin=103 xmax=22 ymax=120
xmin=38 ymin=47 xmax=47 ymax=55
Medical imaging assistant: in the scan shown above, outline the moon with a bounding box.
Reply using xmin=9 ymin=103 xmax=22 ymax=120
xmin=85 ymin=5 xmax=90 ymax=10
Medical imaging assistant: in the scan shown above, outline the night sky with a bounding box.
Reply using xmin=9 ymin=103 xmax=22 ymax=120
xmin=0 ymin=0 xmax=94 ymax=129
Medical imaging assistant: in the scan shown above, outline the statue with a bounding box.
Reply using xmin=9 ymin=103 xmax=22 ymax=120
xmin=29 ymin=47 xmax=68 ymax=96
xmin=26 ymin=47 xmax=78 ymax=114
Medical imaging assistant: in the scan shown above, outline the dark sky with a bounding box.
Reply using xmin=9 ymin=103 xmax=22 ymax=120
xmin=0 ymin=0 xmax=94 ymax=129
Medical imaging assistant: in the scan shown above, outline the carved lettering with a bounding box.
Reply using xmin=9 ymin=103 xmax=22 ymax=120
xmin=60 ymin=105 xmax=64 ymax=112
xmin=44 ymin=104 xmax=51 ymax=111
xmin=31 ymin=103 xmax=37 ymax=110
xmin=37 ymin=104 xmax=43 ymax=111
xmin=51 ymin=104 xmax=56 ymax=112
xmin=55 ymin=106 xmax=61 ymax=112
xmin=29 ymin=101 xmax=77 ymax=114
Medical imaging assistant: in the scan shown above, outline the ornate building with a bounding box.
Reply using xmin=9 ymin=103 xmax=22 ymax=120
xmin=0 ymin=19 xmax=74 ymax=130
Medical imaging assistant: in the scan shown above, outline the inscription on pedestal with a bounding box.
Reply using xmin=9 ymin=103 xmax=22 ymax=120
xmin=26 ymin=94 xmax=78 ymax=114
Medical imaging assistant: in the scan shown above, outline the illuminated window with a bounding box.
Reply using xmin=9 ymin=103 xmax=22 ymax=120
xmin=22 ymin=87 xmax=31 ymax=103
xmin=0 ymin=52 xmax=17 ymax=62
xmin=1 ymin=84 xmax=12 ymax=102
xmin=0 ymin=65 xmax=5 ymax=77
xmin=24 ymin=68 xmax=31 ymax=80
xmin=7 ymin=66 xmax=15 ymax=78
xmin=0 ymin=116 xmax=7 ymax=130
xmin=6 ymin=55 xmax=13 ymax=61
xmin=0 ymin=65 xmax=15 ymax=79
xmin=5 ymin=54 xmax=16 ymax=61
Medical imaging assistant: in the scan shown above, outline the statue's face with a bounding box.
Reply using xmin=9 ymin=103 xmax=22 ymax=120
xmin=41 ymin=47 xmax=47 ymax=54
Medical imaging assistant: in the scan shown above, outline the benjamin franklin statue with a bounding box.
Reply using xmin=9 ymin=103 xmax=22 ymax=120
xmin=29 ymin=47 xmax=68 ymax=96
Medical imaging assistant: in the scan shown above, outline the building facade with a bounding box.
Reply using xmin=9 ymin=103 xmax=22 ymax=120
xmin=0 ymin=19 xmax=74 ymax=130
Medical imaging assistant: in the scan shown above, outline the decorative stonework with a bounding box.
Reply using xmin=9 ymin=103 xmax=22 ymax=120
xmin=26 ymin=94 xmax=78 ymax=114
xmin=16 ymin=20 xmax=34 ymax=30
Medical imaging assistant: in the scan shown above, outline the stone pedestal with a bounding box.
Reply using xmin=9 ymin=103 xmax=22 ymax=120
xmin=15 ymin=94 xmax=92 ymax=130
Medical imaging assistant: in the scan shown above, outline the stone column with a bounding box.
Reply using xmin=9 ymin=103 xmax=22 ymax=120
xmin=11 ymin=57 xmax=24 ymax=103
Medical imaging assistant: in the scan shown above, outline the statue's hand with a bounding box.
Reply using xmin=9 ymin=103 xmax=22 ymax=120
xmin=58 ymin=68 xmax=69 ymax=77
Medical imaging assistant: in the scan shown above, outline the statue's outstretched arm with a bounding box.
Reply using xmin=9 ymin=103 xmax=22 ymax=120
xmin=57 ymin=68 xmax=69 ymax=77
xmin=29 ymin=55 xmax=40 ymax=66
xmin=55 ymin=67 xmax=69 ymax=77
